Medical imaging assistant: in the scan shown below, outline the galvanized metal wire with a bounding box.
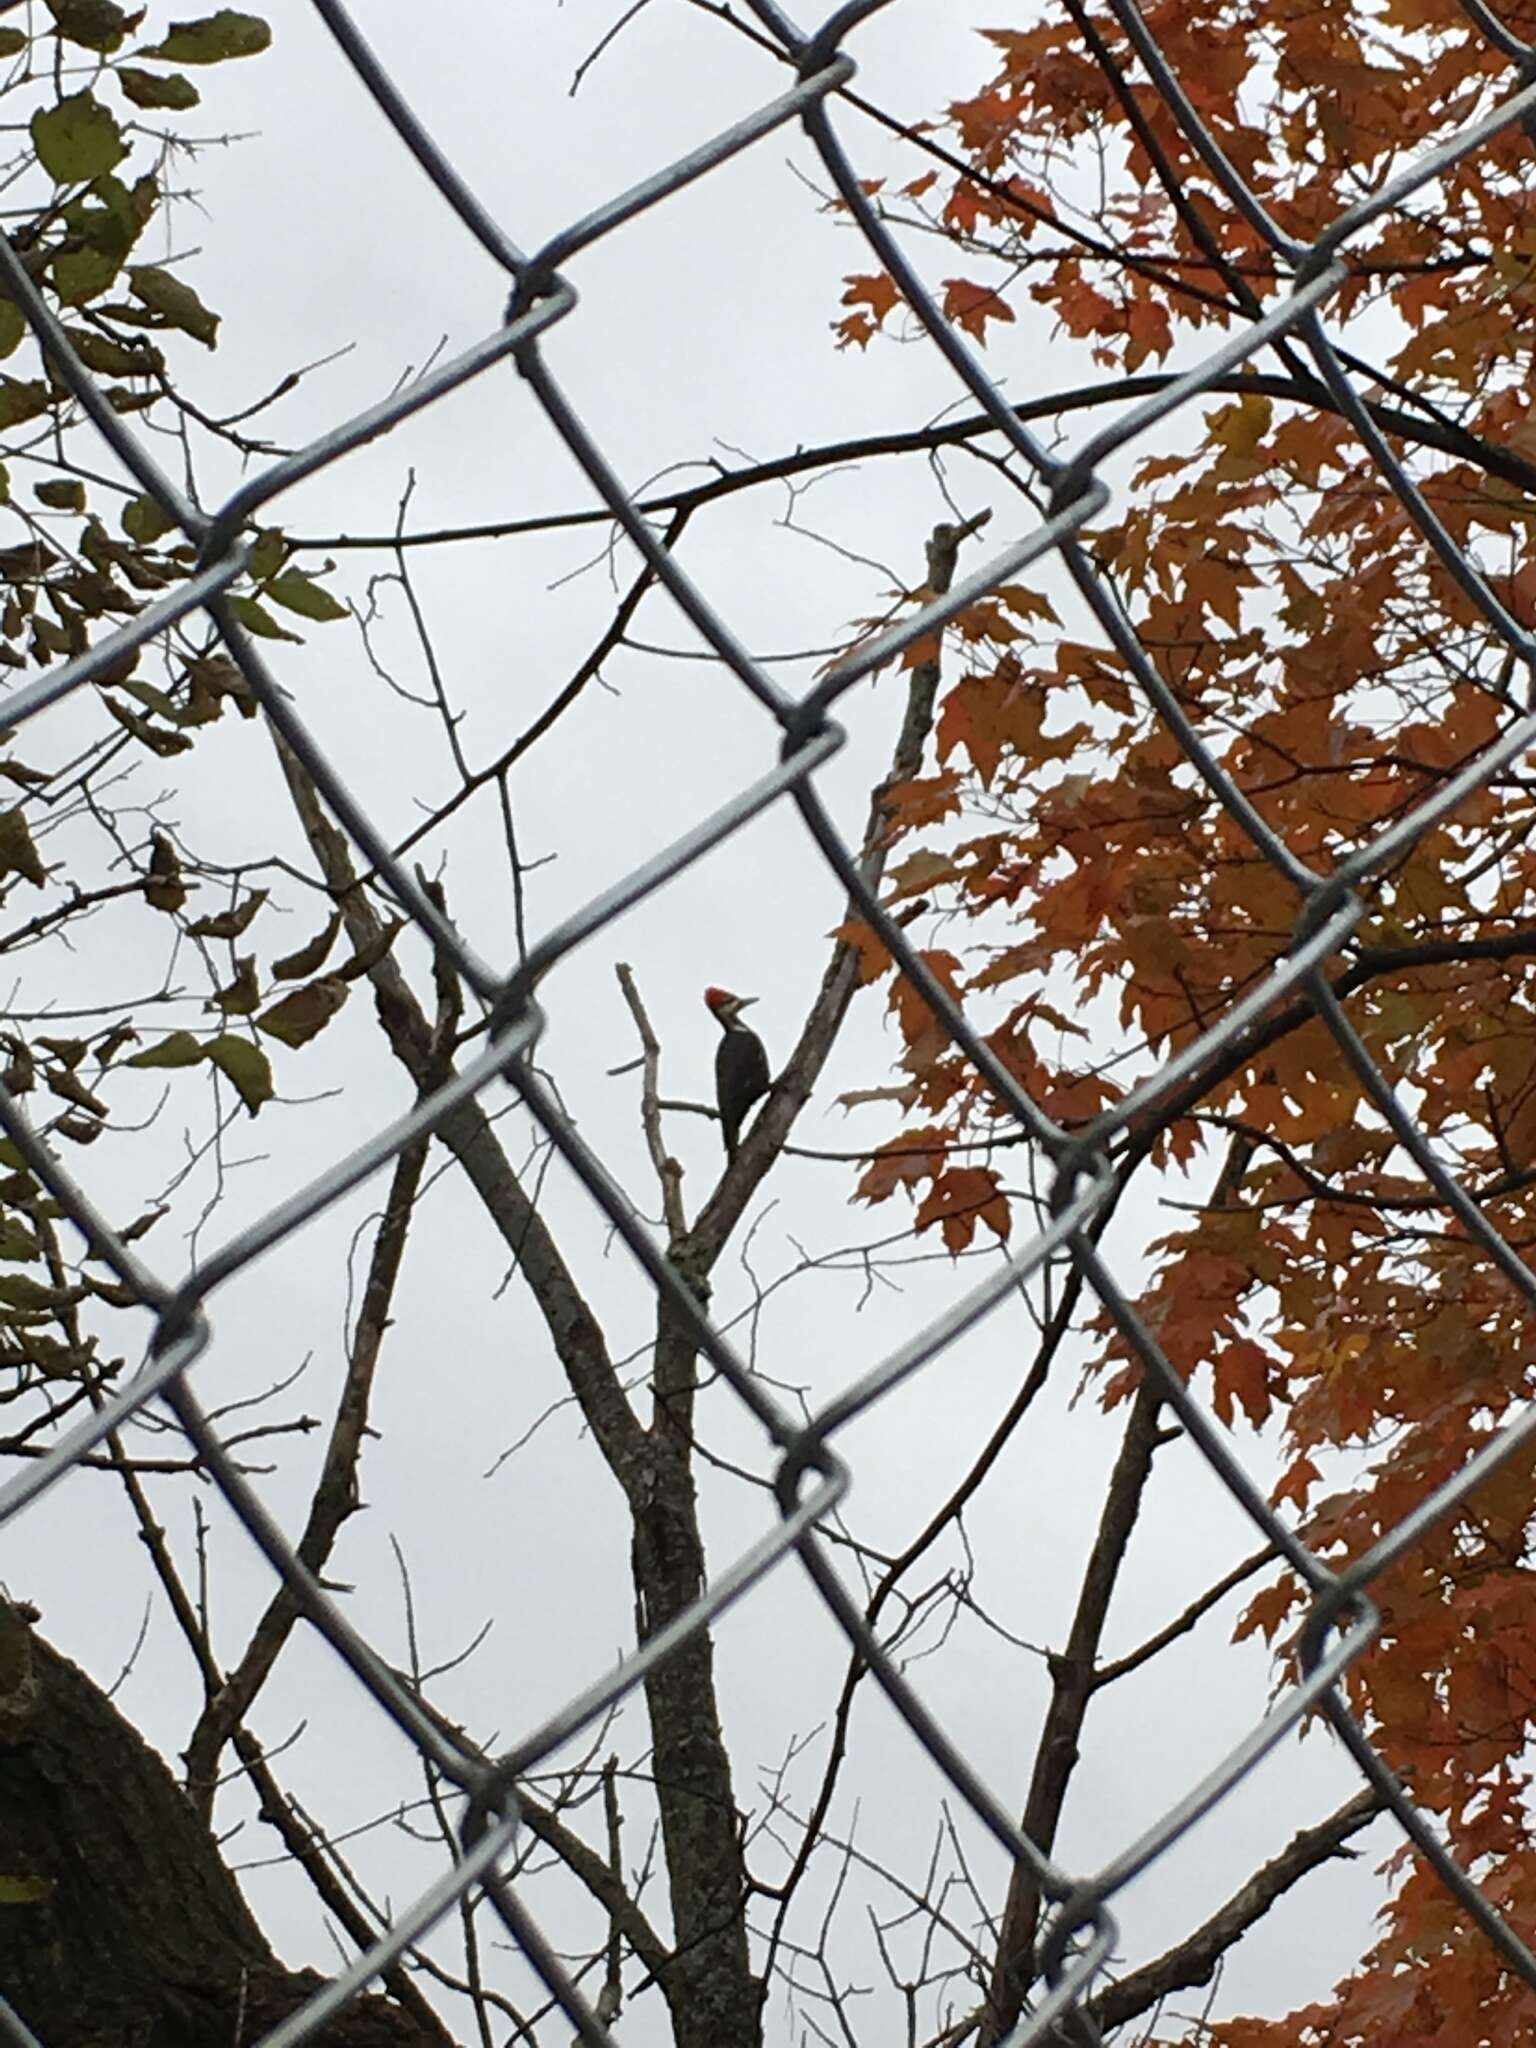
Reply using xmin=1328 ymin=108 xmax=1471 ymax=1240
xmin=3 ymin=0 xmax=1536 ymax=2041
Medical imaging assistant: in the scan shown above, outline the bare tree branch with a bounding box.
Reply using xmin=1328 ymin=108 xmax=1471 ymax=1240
xmin=981 ymin=1380 xmax=1168 ymax=2047
xmin=182 ymin=1127 xmax=432 ymax=1806
xmin=1087 ymin=1787 xmax=1385 ymax=2033
xmin=272 ymin=735 xmax=652 ymax=1510
xmin=1091 ymin=1543 xmax=1278 ymax=1692
xmin=616 ymin=962 xmax=687 ymax=1244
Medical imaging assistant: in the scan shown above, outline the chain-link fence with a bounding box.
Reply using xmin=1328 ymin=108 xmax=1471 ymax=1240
xmin=3 ymin=0 xmax=1536 ymax=2041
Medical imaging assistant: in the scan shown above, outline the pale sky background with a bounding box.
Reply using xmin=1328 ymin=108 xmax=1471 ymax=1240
xmin=4 ymin=3 xmax=1406 ymax=2041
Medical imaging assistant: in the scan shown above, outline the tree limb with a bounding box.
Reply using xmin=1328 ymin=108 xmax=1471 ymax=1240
xmin=182 ymin=1128 xmax=432 ymax=1807
xmin=616 ymin=962 xmax=687 ymax=1244
xmin=981 ymin=1379 xmax=1167 ymax=2046
xmin=272 ymin=736 xmax=652 ymax=1514
xmin=1086 ymin=1786 xmax=1385 ymax=2032
xmin=687 ymin=511 xmax=992 ymax=1271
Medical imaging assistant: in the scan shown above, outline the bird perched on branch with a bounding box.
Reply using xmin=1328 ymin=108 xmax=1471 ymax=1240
xmin=705 ymin=986 xmax=770 ymax=1160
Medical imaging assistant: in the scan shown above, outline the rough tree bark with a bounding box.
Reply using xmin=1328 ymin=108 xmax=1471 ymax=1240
xmin=0 ymin=1600 xmax=447 ymax=2048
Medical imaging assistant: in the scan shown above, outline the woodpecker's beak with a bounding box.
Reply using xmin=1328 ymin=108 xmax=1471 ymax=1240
xmin=735 ymin=995 xmax=758 ymax=1009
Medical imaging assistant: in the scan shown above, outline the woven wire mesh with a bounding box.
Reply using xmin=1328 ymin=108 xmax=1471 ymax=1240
xmin=3 ymin=0 xmax=1536 ymax=2041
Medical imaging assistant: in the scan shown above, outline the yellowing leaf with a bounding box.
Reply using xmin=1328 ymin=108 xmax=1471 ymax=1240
xmin=128 ymin=264 xmax=219 ymax=347
xmin=1204 ymin=391 xmax=1272 ymax=460
xmin=0 ymin=808 xmax=45 ymax=886
xmin=126 ymin=1031 xmax=206 ymax=1069
xmin=206 ymin=954 xmax=259 ymax=1017
xmin=103 ymin=697 xmax=193 ymax=756
xmin=263 ymin=568 xmax=347 ymax=622
xmin=141 ymin=9 xmax=270 ymax=61
xmin=226 ymin=592 xmax=300 ymax=641
xmin=204 ymin=1032 xmax=272 ymax=1114
xmin=188 ymin=888 xmax=267 ymax=941
xmin=257 ymin=975 xmax=348 ymax=1048
xmin=271 ymin=912 xmax=340 ymax=981
xmin=115 ymin=66 xmax=200 ymax=108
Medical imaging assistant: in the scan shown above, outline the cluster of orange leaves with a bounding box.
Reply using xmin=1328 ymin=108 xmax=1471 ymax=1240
xmin=836 ymin=0 xmax=1536 ymax=2034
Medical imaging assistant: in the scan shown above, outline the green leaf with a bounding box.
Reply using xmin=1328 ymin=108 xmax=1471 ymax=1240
xmin=206 ymin=954 xmax=259 ymax=1017
xmin=123 ymin=496 xmax=176 ymax=544
xmin=257 ymin=976 xmax=348 ymax=1049
xmin=0 ymin=1217 xmax=39 ymax=1261
xmin=0 ymin=301 xmax=24 ymax=362
xmin=140 ymin=10 xmax=270 ymax=62
xmin=0 ymin=1875 xmax=52 ymax=1904
xmin=247 ymin=527 xmax=286 ymax=582
xmin=46 ymin=0 xmax=134 ymax=50
xmin=35 ymin=479 xmax=85 ymax=512
xmin=264 ymin=568 xmax=347 ymax=622
xmin=227 ymin=592 xmax=300 ymax=641
xmin=0 ymin=381 xmax=52 ymax=431
xmin=126 ymin=1031 xmax=206 ymax=1070
xmin=61 ymin=185 xmax=134 ymax=269
xmin=115 ymin=64 xmax=199 ymax=108
xmin=204 ymin=1032 xmax=272 ymax=1114
xmin=62 ymin=178 xmax=158 ymax=293
xmin=0 ymin=808 xmax=45 ymax=887
xmin=0 ymin=1273 xmax=67 ymax=1309
xmin=31 ymin=94 xmax=127 ymax=184
xmin=52 ymin=245 xmax=121 ymax=305
xmin=127 ymin=264 xmax=218 ymax=347
xmin=114 ymin=678 xmax=180 ymax=721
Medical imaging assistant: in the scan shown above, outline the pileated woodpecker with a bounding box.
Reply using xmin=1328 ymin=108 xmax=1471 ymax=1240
xmin=705 ymin=986 xmax=770 ymax=1160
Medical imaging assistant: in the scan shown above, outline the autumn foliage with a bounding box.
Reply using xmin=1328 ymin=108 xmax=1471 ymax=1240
xmin=841 ymin=0 xmax=1536 ymax=2035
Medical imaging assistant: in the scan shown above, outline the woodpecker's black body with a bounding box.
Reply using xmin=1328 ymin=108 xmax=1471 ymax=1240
xmin=706 ymin=987 xmax=770 ymax=1159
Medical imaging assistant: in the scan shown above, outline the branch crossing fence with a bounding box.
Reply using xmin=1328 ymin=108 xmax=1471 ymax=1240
xmin=3 ymin=0 xmax=1536 ymax=2042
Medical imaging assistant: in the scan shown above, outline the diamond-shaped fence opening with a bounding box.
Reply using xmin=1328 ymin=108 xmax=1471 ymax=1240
xmin=3 ymin=1 xmax=1536 ymax=2044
